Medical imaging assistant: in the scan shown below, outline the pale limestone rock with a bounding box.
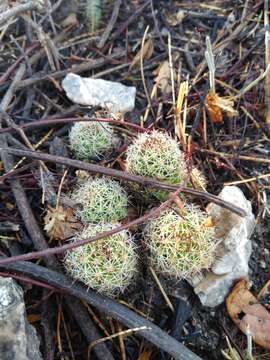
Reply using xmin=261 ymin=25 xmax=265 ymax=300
xmin=190 ymin=186 xmax=255 ymax=307
xmin=62 ymin=73 xmax=136 ymax=113
xmin=0 ymin=277 xmax=42 ymax=360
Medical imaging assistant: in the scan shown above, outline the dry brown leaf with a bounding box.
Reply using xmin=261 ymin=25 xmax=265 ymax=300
xmin=258 ymin=279 xmax=270 ymax=310
xmin=61 ymin=13 xmax=78 ymax=27
xmin=129 ymin=38 xmax=154 ymax=70
xmin=205 ymin=90 xmax=238 ymax=124
xmin=44 ymin=205 xmax=82 ymax=240
xmin=226 ymin=279 xmax=270 ymax=349
xmin=164 ymin=9 xmax=185 ymax=26
xmin=27 ymin=314 xmax=41 ymax=324
xmin=154 ymin=60 xmax=172 ymax=95
xmin=137 ymin=350 xmax=153 ymax=360
xmin=203 ymin=217 xmax=214 ymax=228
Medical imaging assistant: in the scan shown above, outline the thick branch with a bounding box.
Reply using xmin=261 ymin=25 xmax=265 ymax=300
xmin=0 ymin=260 xmax=202 ymax=360
xmin=0 ymin=1 xmax=43 ymax=26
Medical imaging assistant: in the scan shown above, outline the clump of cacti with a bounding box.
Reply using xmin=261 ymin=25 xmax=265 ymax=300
xmin=144 ymin=204 xmax=216 ymax=279
xmin=65 ymin=122 xmax=216 ymax=294
xmin=69 ymin=121 xmax=114 ymax=160
xmin=64 ymin=223 xmax=137 ymax=295
xmin=71 ymin=177 xmax=128 ymax=224
xmin=126 ymin=130 xmax=187 ymax=200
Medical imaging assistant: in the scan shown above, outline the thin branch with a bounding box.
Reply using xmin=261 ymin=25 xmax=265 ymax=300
xmin=15 ymin=51 xmax=125 ymax=89
xmin=0 ymin=187 xmax=185 ymax=265
xmin=205 ymin=36 xmax=216 ymax=92
xmin=0 ymin=116 xmax=147 ymax=135
xmin=140 ymin=25 xmax=155 ymax=121
xmin=97 ymin=0 xmax=122 ymax=48
xmin=2 ymin=147 xmax=246 ymax=217
xmin=265 ymin=0 xmax=270 ymax=123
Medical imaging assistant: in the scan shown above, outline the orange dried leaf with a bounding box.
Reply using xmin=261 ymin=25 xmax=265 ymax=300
xmin=205 ymin=90 xmax=238 ymax=124
xmin=203 ymin=217 xmax=214 ymax=228
xmin=44 ymin=206 xmax=82 ymax=240
xmin=227 ymin=280 xmax=270 ymax=349
xmin=27 ymin=314 xmax=41 ymax=323
xmin=137 ymin=350 xmax=153 ymax=360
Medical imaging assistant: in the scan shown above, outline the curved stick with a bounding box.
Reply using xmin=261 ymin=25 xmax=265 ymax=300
xmin=2 ymin=147 xmax=246 ymax=217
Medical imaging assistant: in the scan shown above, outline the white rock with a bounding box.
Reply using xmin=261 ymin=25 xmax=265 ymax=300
xmin=62 ymin=73 xmax=136 ymax=113
xmin=190 ymin=186 xmax=255 ymax=307
xmin=0 ymin=277 xmax=42 ymax=360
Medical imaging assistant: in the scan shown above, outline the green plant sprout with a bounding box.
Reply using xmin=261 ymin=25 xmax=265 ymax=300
xmin=85 ymin=0 xmax=102 ymax=32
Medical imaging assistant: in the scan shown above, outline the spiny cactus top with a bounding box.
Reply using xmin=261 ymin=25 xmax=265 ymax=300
xmin=64 ymin=223 xmax=137 ymax=295
xmin=126 ymin=130 xmax=187 ymax=185
xmin=71 ymin=177 xmax=128 ymax=224
xmin=69 ymin=121 xmax=114 ymax=160
xmin=144 ymin=204 xmax=216 ymax=279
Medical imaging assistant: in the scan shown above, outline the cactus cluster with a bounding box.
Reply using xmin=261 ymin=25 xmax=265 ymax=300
xmin=69 ymin=121 xmax=114 ymax=160
xmin=64 ymin=224 xmax=137 ymax=295
xmin=144 ymin=204 xmax=216 ymax=279
xmin=65 ymin=123 xmax=215 ymax=294
xmin=71 ymin=177 xmax=128 ymax=224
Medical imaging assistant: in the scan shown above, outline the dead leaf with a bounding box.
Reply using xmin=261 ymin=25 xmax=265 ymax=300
xmin=75 ymin=170 xmax=91 ymax=184
xmin=27 ymin=314 xmax=41 ymax=324
xmin=258 ymin=279 xmax=270 ymax=310
xmin=226 ymin=279 xmax=270 ymax=349
xmin=44 ymin=205 xmax=82 ymax=240
xmin=164 ymin=9 xmax=185 ymax=26
xmin=61 ymin=13 xmax=78 ymax=27
xmin=129 ymin=38 xmax=154 ymax=70
xmin=205 ymin=90 xmax=238 ymax=124
xmin=154 ymin=61 xmax=172 ymax=95
xmin=137 ymin=350 xmax=152 ymax=360
xmin=203 ymin=217 xmax=214 ymax=228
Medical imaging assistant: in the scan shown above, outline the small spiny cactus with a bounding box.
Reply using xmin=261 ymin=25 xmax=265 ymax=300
xmin=71 ymin=177 xmax=128 ymax=223
xmin=69 ymin=121 xmax=114 ymax=160
xmin=64 ymin=223 xmax=137 ymax=295
xmin=144 ymin=204 xmax=216 ymax=279
xmin=126 ymin=130 xmax=187 ymax=200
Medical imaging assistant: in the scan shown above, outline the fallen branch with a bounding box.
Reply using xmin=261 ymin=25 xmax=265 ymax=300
xmin=0 ymin=116 xmax=147 ymax=135
xmin=0 ymin=259 xmax=202 ymax=360
xmin=0 ymin=1 xmax=43 ymax=27
xmin=2 ymin=147 xmax=247 ymax=217
xmin=0 ymin=187 xmax=185 ymax=265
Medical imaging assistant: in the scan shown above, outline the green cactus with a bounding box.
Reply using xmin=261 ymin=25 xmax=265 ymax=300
xmin=69 ymin=121 xmax=114 ymax=160
xmin=144 ymin=204 xmax=216 ymax=279
xmin=126 ymin=130 xmax=187 ymax=200
xmin=85 ymin=0 xmax=102 ymax=32
xmin=64 ymin=223 xmax=137 ymax=295
xmin=71 ymin=177 xmax=128 ymax=223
